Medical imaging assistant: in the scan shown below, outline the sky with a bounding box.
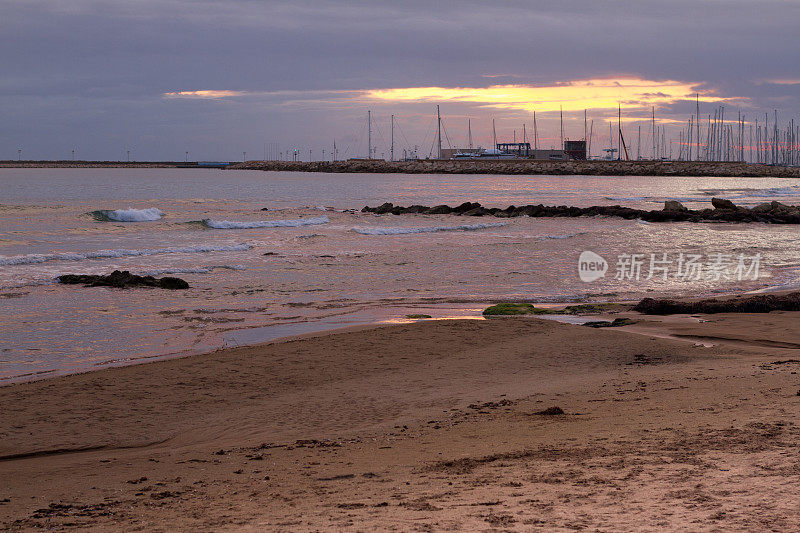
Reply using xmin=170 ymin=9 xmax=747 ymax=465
xmin=2 ymin=0 xmax=799 ymax=161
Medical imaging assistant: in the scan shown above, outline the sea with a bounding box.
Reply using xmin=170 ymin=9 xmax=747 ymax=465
xmin=2 ymin=168 xmax=800 ymax=382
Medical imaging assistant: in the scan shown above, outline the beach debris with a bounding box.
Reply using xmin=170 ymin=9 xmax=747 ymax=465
xmin=583 ymin=318 xmax=636 ymax=328
xmin=627 ymin=354 xmax=663 ymax=366
xmin=58 ymin=270 xmax=189 ymax=290
xmin=361 ymin=198 xmax=800 ymax=223
xmin=634 ymin=292 xmax=800 ymax=315
xmin=294 ymin=439 xmax=340 ymax=448
xmin=316 ymin=473 xmax=355 ymax=481
xmin=337 ymin=502 xmax=366 ymax=509
xmin=401 ymin=499 xmax=442 ymax=512
xmin=468 ymin=399 xmax=513 ymax=410
xmin=534 ymin=406 xmax=565 ymax=416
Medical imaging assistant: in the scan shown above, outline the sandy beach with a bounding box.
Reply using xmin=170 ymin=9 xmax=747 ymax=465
xmin=2 ymin=310 xmax=799 ymax=531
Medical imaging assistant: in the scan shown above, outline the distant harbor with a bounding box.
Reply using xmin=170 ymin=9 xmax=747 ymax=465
xmin=233 ymin=159 xmax=800 ymax=178
xmin=0 ymin=160 xmax=232 ymax=169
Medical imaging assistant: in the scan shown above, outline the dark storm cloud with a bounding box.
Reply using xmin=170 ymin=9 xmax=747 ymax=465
xmin=1 ymin=0 xmax=798 ymax=159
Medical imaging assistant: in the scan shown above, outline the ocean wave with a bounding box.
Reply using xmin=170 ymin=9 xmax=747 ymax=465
xmin=0 ymin=244 xmax=252 ymax=266
xmin=202 ymin=215 xmax=329 ymax=229
xmin=738 ymin=185 xmax=800 ymax=198
xmin=602 ymin=196 xmax=648 ymax=202
xmin=90 ymin=208 xmax=164 ymax=222
xmin=536 ymin=232 xmax=585 ymax=240
xmin=141 ymin=265 xmax=247 ymax=276
xmin=352 ymin=222 xmax=507 ymax=235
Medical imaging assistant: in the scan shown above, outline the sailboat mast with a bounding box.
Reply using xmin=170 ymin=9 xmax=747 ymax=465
xmin=390 ymin=114 xmax=394 ymax=162
xmin=560 ymin=106 xmax=564 ymax=150
xmin=618 ymin=103 xmax=622 ymax=161
xmin=637 ymin=125 xmax=641 ymax=160
xmin=584 ymin=109 xmax=587 ymax=147
xmin=436 ymin=105 xmax=442 ymax=159
xmin=367 ymin=110 xmax=372 ymax=159
xmin=651 ymin=106 xmax=655 ymax=160
xmin=533 ymin=111 xmax=538 ymax=150
xmin=696 ymin=93 xmax=700 ymax=161
xmin=492 ymin=118 xmax=497 ymax=148
xmin=468 ymin=118 xmax=473 ymax=149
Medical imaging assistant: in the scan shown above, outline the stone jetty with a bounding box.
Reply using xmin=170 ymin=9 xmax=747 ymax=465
xmin=234 ymin=159 xmax=800 ymax=178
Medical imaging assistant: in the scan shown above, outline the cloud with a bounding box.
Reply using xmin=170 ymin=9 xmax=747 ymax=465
xmin=364 ymin=77 xmax=732 ymax=113
xmin=163 ymin=90 xmax=244 ymax=99
xmin=760 ymin=79 xmax=800 ymax=86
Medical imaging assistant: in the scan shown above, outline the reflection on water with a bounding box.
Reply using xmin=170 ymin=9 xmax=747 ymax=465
xmin=2 ymin=168 xmax=800 ymax=381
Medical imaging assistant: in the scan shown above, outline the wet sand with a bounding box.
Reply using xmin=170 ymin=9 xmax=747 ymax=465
xmin=2 ymin=314 xmax=799 ymax=531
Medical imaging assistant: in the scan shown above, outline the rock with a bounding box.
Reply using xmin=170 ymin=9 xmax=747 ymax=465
xmin=534 ymin=406 xmax=565 ymax=416
xmin=58 ymin=270 xmax=189 ymax=290
xmin=358 ymin=198 xmax=800 ymax=224
xmin=462 ymin=207 xmax=489 ymax=216
xmin=711 ymin=197 xmax=737 ymax=210
xmin=751 ymin=202 xmax=774 ymax=213
xmin=453 ymin=201 xmax=481 ymax=214
xmin=424 ymin=205 xmax=452 ymax=214
xmin=373 ymin=202 xmax=394 ymax=214
xmin=158 ymin=277 xmax=190 ymax=290
xmin=663 ymin=200 xmax=688 ymax=212
xmin=634 ymin=292 xmax=800 ymax=315
xmin=582 ymin=318 xmax=636 ymax=328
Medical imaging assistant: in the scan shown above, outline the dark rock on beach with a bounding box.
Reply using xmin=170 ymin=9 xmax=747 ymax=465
xmin=633 ymin=291 xmax=800 ymax=315
xmin=583 ymin=318 xmax=636 ymax=328
xmin=361 ymin=198 xmax=800 ymax=224
xmin=534 ymin=406 xmax=565 ymax=416
xmin=58 ymin=270 xmax=189 ymax=290
xmin=663 ymin=200 xmax=688 ymax=212
xmin=711 ymin=197 xmax=738 ymax=210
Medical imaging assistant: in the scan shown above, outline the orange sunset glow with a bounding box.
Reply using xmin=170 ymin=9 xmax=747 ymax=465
xmin=365 ymin=77 xmax=731 ymax=113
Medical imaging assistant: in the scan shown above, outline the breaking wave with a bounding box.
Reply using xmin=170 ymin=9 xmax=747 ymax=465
xmin=90 ymin=208 xmax=164 ymax=222
xmin=202 ymin=215 xmax=329 ymax=229
xmin=352 ymin=222 xmax=507 ymax=235
xmin=0 ymin=244 xmax=252 ymax=266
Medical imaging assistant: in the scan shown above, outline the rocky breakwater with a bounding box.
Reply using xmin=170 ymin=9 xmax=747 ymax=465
xmin=233 ymin=159 xmax=800 ymax=178
xmin=634 ymin=291 xmax=800 ymax=314
xmin=58 ymin=270 xmax=189 ymax=289
xmin=361 ymin=199 xmax=800 ymax=224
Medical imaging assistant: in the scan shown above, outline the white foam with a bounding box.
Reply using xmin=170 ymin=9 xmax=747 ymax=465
xmin=352 ymin=222 xmax=507 ymax=235
xmin=0 ymin=244 xmax=252 ymax=266
xmin=203 ymin=215 xmax=329 ymax=229
xmin=98 ymin=208 xmax=164 ymax=222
